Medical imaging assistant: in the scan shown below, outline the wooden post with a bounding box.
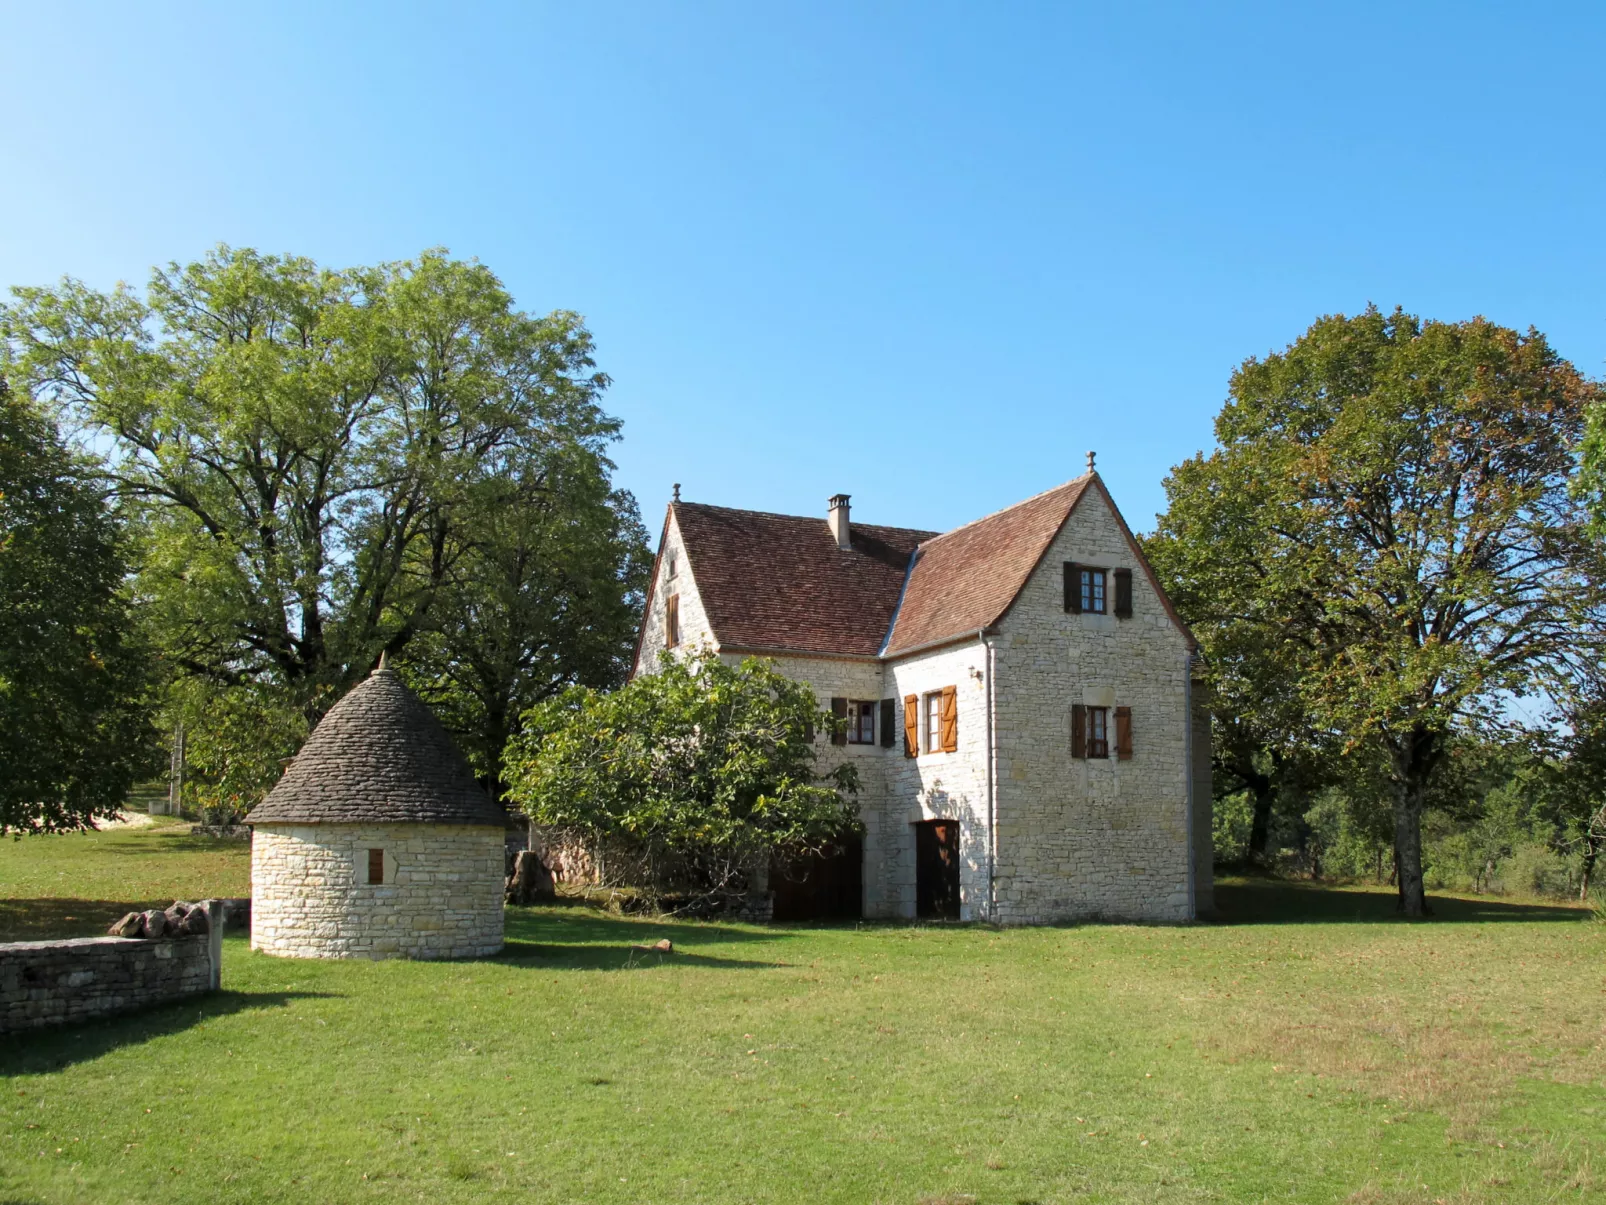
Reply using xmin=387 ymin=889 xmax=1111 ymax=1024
xmin=203 ymin=898 xmax=223 ymax=991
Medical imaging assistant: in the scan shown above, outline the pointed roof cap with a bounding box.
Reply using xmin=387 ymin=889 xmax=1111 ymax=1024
xmin=245 ymin=665 xmax=503 ymax=826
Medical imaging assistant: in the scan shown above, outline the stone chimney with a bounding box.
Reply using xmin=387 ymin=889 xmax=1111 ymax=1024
xmin=828 ymin=494 xmax=851 ymax=550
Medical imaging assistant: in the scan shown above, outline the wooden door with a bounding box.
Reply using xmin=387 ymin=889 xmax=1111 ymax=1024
xmin=915 ymin=820 xmax=961 ymax=920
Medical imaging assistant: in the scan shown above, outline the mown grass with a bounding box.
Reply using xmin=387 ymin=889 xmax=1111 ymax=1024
xmin=0 ymin=818 xmax=250 ymax=941
xmin=1 ymin=827 xmax=1602 ymax=1203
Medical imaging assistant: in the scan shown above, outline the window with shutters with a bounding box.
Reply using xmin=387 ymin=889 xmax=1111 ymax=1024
xmin=665 ymin=593 xmax=681 ymax=647
xmin=1086 ymin=706 xmax=1110 ymax=758
xmin=847 ymin=700 xmax=877 ymax=744
xmin=368 ymin=848 xmax=384 ymax=885
xmin=924 ymin=691 xmax=944 ymax=753
xmin=1081 ymin=568 xmax=1107 ymax=614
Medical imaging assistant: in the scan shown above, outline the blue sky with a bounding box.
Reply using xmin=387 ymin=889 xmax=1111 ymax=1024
xmin=3 ymin=2 xmax=1604 ymax=536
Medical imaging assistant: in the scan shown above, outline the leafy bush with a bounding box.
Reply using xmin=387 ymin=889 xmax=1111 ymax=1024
xmin=503 ymin=649 xmax=858 ymax=907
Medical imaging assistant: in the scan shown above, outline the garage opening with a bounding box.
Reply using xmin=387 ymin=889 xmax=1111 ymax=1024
xmin=770 ymin=834 xmax=863 ymax=922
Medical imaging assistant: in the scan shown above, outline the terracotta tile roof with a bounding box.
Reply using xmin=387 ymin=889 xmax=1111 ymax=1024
xmin=672 ymin=502 xmax=934 ymax=657
xmin=882 ymin=476 xmax=1091 ymax=656
xmin=245 ymin=666 xmax=505 ymax=827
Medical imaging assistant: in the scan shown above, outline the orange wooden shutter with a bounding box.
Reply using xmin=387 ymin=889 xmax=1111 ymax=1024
xmin=1070 ymin=704 xmax=1086 ymax=759
xmin=1115 ymin=705 xmax=1132 ymax=760
xmin=666 ymin=594 xmax=680 ymax=646
xmin=939 ymin=685 xmax=958 ymax=752
xmin=903 ymin=694 xmax=919 ymax=758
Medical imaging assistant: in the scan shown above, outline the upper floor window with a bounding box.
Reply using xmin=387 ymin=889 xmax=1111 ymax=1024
xmin=1081 ymin=568 xmax=1107 ymax=614
xmin=666 ymin=550 xmax=678 ymax=582
xmin=925 ymin=691 xmax=944 ymax=752
xmin=666 ymin=593 xmax=681 ymax=647
xmin=1086 ymin=705 xmax=1109 ymax=758
xmin=848 ymin=700 xmax=877 ymax=744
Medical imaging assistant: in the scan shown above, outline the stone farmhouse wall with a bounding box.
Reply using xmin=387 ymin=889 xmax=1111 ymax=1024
xmin=636 ymin=511 xmax=715 ymax=671
xmin=252 ymin=823 xmax=504 ymax=960
xmin=988 ymin=487 xmax=1201 ymax=923
xmin=0 ymin=928 xmax=219 ymax=1034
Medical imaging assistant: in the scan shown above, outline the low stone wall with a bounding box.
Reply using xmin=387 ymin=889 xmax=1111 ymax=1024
xmin=0 ymin=918 xmax=221 ymax=1034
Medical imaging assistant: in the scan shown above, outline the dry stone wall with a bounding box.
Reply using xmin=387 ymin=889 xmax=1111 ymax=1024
xmin=252 ymin=823 xmax=504 ymax=960
xmin=0 ymin=931 xmax=216 ymax=1034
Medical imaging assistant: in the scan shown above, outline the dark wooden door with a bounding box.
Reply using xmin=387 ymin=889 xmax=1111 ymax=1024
xmin=770 ymin=835 xmax=863 ymax=922
xmin=915 ymin=820 xmax=961 ymax=920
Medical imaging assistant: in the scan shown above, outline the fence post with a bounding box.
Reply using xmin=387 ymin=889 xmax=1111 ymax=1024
xmin=203 ymin=898 xmax=223 ymax=991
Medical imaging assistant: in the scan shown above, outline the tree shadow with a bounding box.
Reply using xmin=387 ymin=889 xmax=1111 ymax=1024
xmin=495 ymin=906 xmax=790 ymax=970
xmin=0 ymin=989 xmax=335 ymax=1075
xmin=1212 ymin=877 xmax=1593 ymax=925
xmin=0 ymin=898 xmax=177 ymax=942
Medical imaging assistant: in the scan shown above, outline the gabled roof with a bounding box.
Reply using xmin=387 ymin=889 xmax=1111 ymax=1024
xmin=245 ymin=666 xmax=504 ymax=827
xmin=882 ymin=476 xmax=1091 ymax=656
xmin=667 ymin=503 xmax=934 ymax=658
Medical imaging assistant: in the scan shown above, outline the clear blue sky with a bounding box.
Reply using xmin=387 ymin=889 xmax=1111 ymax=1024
xmin=4 ymin=2 xmax=1604 ymax=536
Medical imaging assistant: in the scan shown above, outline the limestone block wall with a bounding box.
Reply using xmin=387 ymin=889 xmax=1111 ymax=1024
xmin=989 ymin=487 xmax=1200 ymax=923
xmin=635 ymin=510 xmax=716 ymax=674
xmin=252 ymin=823 xmax=504 ymax=960
xmin=0 ymin=933 xmax=216 ymax=1034
xmin=881 ymin=642 xmax=993 ymax=920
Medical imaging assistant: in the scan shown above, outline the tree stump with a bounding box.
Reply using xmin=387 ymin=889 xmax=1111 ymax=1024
xmin=507 ymin=850 xmax=556 ymax=904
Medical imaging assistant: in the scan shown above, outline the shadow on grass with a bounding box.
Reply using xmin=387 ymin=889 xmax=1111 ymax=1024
xmin=0 ymin=898 xmax=176 ymax=942
xmin=0 ymin=989 xmax=334 ymax=1075
xmin=1213 ymin=877 xmax=1592 ymax=925
xmin=498 ymin=906 xmax=790 ymax=970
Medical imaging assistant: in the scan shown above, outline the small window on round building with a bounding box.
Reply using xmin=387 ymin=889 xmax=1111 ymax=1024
xmin=368 ymin=848 xmax=384 ymax=885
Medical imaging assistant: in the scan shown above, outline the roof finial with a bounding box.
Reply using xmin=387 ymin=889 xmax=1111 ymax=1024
xmin=377 ymin=649 xmax=389 ymax=674
xmin=672 ymin=482 xmax=681 ymax=503
xmin=1086 ymin=449 xmax=1096 ymax=474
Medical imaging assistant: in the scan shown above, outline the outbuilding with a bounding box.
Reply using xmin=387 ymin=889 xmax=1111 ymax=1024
xmin=245 ymin=660 xmax=506 ymax=959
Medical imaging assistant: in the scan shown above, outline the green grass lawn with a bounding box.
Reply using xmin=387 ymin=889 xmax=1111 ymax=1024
xmin=1 ymin=826 xmax=1603 ymax=1204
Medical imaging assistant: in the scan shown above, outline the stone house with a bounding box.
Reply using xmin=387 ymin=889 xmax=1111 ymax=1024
xmin=632 ymin=468 xmax=1212 ymax=924
xmin=245 ymin=661 xmax=506 ymax=959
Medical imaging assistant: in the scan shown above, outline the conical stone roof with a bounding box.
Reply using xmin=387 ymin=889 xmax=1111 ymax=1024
xmin=245 ymin=665 xmax=504 ymax=827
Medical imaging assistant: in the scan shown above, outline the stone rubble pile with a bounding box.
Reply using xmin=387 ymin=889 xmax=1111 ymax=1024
xmin=107 ymin=900 xmax=211 ymax=939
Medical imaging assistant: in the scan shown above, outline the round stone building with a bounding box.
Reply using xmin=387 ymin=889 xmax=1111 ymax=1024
xmin=245 ymin=661 xmax=506 ymax=960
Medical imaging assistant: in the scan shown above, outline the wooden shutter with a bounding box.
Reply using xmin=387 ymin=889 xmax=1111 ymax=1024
xmin=903 ymin=694 xmax=919 ymax=758
xmin=665 ymin=593 xmax=680 ymax=646
xmin=1115 ymin=705 xmax=1132 ymax=760
xmin=1114 ymin=568 xmax=1133 ymax=619
xmin=1070 ymin=703 xmax=1086 ymax=759
xmin=879 ymin=698 xmax=896 ymax=747
xmin=830 ymin=697 xmax=848 ymax=746
xmin=368 ymin=848 xmax=384 ymax=885
xmin=938 ymin=685 xmax=959 ymax=752
xmin=1063 ymin=562 xmax=1082 ymax=613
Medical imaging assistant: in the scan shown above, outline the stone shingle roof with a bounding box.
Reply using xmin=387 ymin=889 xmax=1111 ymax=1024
xmin=882 ymin=476 xmax=1091 ymax=655
xmin=668 ymin=503 xmax=935 ymax=657
xmin=245 ymin=666 xmax=504 ymax=827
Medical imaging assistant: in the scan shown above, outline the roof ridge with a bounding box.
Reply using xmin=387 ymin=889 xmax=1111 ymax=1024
xmin=917 ymin=473 xmax=1092 ymax=548
xmin=674 ymin=499 xmax=938 ymax=538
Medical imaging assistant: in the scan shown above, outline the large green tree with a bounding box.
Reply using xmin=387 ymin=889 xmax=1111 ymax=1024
xmin=2 ymin=246 xmax=641 ymax=809
xmin=503 ymin=649 xmax=859 ymax=905
xmin=1151 ymin=307 xmax=1604 ymax=915
xmin=0 ymin=376 xmax=156 ymax=832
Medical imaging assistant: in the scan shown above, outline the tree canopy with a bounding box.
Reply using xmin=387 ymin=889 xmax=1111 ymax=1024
xmin=1148 ymin=306 xmax=1606 ymax=915
xmin=2 ymin=246 xmax=646 ymax=811
xmin=0 ymin=376 xmax=156 ymax=832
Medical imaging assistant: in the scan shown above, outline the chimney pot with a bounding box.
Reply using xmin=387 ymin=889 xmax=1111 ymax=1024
xmin=828 ymin=493 xmax=851 ymax=550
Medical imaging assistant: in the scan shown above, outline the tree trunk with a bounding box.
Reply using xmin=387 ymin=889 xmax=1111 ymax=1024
xmin=1247 ymin=778 xmax=1275 ymax=865
xmin=1392 ymin=785 xmax=1430 ymax=917
xmin=1582 ymin=837 xmax=1599 ymax=903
